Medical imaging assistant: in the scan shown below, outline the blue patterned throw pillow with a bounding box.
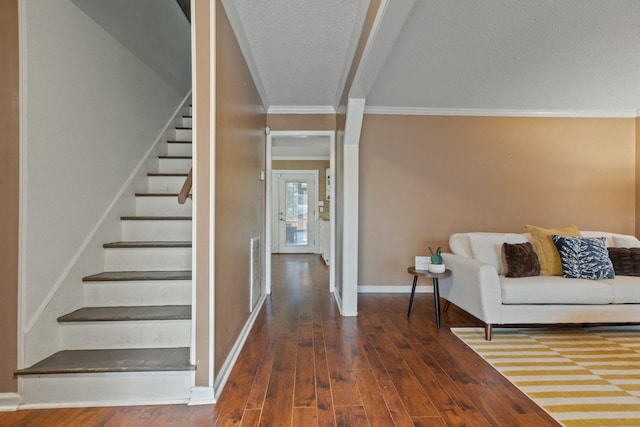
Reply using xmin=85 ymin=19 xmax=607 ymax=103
xmin=551 ymin=235 xmax=615 ymax=280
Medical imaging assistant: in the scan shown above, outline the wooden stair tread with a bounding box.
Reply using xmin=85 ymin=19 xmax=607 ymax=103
xmin=147 ymin=173 xmax=188 ymax=177
xmin=58 ymin=305 xmax=191 ymax=322
xmin=135 ymin=193 xmax=181 ymax=197
xmin=103 ymin=241 xmax=191 ymax=248
xmin=15 ymin=347 xmax=194 ymax=375
xmin=120 ymin=215 xmax=192 ymax=220
xmin=83 ymin=270 xmax=191 ymax=282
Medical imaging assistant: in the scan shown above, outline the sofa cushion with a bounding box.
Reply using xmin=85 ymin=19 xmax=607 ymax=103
xmin=552 ymin=235 xmax=614 ymax=280
xmin=525 ymin=224 xmax=582 ymax=276
xmin=602 ymin=276 xmax=640 ymax=303
xmin=467 ymin=233 xmax=528 ymax=274
xmin=449 ymin=233 xmax=473 ymax=258
xmin=608 ymin=247 xmax=640 ymax=276
xmin=613 ymin=235 xmax=640 ymax=248
xmin=502 ymin=242 xmax=540 ymax=278
xmin=500 ymin=276 xmax=614 ymax=304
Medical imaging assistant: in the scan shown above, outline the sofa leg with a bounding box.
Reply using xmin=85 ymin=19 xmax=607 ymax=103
xmin=485 ymin=324 xmax=492 ymax=341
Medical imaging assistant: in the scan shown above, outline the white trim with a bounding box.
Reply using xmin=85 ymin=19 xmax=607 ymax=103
xmin=18 ymin=0 xmax=28 ymax=382
xmin=188 ymin=386 xmax=215 ymax=406
xmin=0 ymin=393 xmax=20 ymax=412
xmin=267 ymin=105 xmax=336 ymax=115
xmin=22 ymin=93 xmax=192 ymax=335
xmin=209 ymin=0 xmax=217 ymax=390
xmin=364 ymin=106 xmax=639 ymax=118
xmin=213 ymin=294 xmax=267 ymax=400
xmin=188 ymin=0 xmax=197 ymax=374
xmin=266 ymin=130 xmax=336 ymax=294
xmin=219 ymin=0 xmax=269 ymax=111
xmin=358 ymin=285 xmax=433 ymax=293
xmin=339 ymin=98 xmax=365 ymax=317
xmin=265 ymin=127 xmax=272 ymax=294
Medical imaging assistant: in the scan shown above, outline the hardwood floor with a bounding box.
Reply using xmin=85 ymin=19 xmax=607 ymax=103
xmin=0 ymin=254 xmax=558 ymax=426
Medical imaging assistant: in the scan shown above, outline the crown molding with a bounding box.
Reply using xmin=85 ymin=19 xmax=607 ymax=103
xmin=364 ymin=106 xmax=638 ymax=118
xmin=267 ymin=105 xmax=336 ymax=115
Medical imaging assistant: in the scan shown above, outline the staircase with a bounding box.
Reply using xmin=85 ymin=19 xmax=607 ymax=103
xmin=17 ymin=107 xmax=195 ymax=407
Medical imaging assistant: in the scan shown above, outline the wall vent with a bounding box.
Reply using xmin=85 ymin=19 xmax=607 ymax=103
xmin=250 ymin=237 xmax=262 ymax=312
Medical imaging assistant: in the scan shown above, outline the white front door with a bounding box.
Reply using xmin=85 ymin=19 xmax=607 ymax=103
xmin=271 ymin=171 xmax=317 ymax=254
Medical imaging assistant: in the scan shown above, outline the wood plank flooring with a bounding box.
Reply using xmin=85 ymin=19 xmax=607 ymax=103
xmin=0 ymin=254 xmax=558 ymax=426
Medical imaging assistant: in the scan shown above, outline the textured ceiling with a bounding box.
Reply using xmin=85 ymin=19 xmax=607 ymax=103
xmin=231 ymin=0 xmax=640 ymax=116
xmin=232 ymin=0 xmax=368 ymax=111
xmin=367 ymin=0 xmax=640 ymax=114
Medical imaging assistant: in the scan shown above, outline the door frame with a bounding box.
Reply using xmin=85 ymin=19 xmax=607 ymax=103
xmin=271 ymin=169 xmax=319 ymax=254
xmin=265 ymin=129 xmax=335 ymax=295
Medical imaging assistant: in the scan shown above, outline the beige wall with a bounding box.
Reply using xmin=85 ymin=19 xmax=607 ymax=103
xmin=215 ymin=0 xmax=266 ymax=378
xmin=359 ymin=115 xmax=636 ymax=287
xmin=0 ymin=0 xmax=19 ymax=393
xmin=267 ymin=114 xmax=335 ymax=131
xmin=193 ymin=0 xmax=211 ymax=386
xmin=272 ymin=160 xmax=330 ymax=200
xmin=637 ymin=117 xmax=640 ymax=234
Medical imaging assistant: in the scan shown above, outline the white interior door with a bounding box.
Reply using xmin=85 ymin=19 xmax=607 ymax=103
xmin=271 ymin=171 xmax=317 ymax=254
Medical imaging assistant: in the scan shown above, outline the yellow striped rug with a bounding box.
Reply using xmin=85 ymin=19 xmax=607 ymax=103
xmin=451 ymin=327 xmax=640 ymax=427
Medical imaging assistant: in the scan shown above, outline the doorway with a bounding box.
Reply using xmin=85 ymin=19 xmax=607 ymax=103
xmin=271 ymin=170 xmax=318 ymax=254
xmin=265 ymin=130 xmax=335 ymax=295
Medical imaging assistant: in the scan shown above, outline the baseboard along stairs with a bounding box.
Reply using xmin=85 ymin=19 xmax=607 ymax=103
xmin=16 ymin=107 xmax=195 ymax=408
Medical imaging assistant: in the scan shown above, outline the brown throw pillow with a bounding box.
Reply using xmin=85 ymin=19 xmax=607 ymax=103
xmin=608 ymin=247 xmax=640 ymax=276
xmin=503 ymin=242 xmax=541 ymax=278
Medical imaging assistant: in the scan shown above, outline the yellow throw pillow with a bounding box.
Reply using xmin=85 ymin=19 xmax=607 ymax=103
xmin=525 ymin=224 xmax=582 ymax=276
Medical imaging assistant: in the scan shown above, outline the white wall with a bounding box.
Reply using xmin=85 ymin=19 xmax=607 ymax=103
xmin=23 ymin=0 xmax=190 ymax=328
xmin=71 ymin=0 xmax=191 ymax=94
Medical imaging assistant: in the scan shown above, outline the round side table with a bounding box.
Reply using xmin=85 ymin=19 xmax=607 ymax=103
xmin=407 ymin=266 xmax=452 ymax=328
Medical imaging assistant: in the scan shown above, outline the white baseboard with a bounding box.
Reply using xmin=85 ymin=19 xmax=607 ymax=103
xmin=358 ymin=285 xmax=434 ymax=293
xmin=188 ymin=386 xmax=215 ymax=406
xmin=213 ymin=294 xmax=267 ymax=400
xmin=0 ymin=393 xmax=20 ymax=412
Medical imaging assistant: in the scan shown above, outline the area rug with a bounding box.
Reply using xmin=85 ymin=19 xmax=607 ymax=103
xmin=451 ymin=327 xmax=640 ymax=426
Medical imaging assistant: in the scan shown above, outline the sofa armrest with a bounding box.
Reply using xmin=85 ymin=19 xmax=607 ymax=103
xmin=440 ymin=253 xmax=503 ymax=325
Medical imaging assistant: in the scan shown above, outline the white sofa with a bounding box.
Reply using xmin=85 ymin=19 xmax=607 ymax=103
xmin=439 ymin=231 xmax=640 ymax=340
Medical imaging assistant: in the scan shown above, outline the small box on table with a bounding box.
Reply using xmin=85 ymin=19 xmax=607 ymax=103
xmin=415 ymin=256 xmax=430 ymax=271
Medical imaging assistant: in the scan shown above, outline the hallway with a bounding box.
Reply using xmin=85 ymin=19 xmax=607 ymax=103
xmin=0 ymin=254 xmax=556 ymax=426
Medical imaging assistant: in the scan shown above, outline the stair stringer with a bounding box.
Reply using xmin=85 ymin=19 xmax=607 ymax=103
xmin=20 ymin=93 xmax=193 ymax=400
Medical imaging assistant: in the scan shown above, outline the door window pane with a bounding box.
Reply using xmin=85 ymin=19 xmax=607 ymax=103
xmin=285 ymin=181 xmax=308 ymax=245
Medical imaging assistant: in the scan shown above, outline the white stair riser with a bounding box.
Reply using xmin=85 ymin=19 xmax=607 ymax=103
xmin=167 ymin=143 xmax=192 ymax=156
xmin=84 ymin=280 xmax=191 ymax=307
xmin=20 ymin=371 xmax=191 ymax=408
xmin=182 ymin=117 xmax=192 ymax=127
xmin=148 ymin=176 xmax=188 ymax=193
xmin=136 ymin=197 xmax=192 ymax=216
xmin=60 ymin=320 xmax=191 ymax=350
xmin=159 ymin=158 xmax=191 ymax=174
xmin=188 ymin=106 xmax=192 ymax=116
xmin=104 ymin=247 xmax=191 ymax=271
xmin=174 ymin=128 xmax=192 ymax=141
xmin=121 ymin=220 xmax=192 ymax=241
